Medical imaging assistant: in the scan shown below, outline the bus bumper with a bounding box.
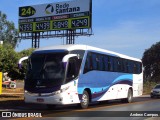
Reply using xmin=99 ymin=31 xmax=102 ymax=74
xmin=24 ymin=91 xmax=80 ymax=105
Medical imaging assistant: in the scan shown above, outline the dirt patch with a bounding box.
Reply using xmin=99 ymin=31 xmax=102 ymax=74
xmin=0 ymin=94 xmax=24 ymax=109
xmin=0 ymin=87 xmax=24 ymax=108
xmin=2 ymin=88 xmax=24 ymax=93
xmin=0 ymin=93 xmax=47 ymax=110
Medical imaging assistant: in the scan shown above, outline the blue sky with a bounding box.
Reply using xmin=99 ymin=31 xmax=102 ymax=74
xmin=1 ymin=0 xmax=160 ymax=59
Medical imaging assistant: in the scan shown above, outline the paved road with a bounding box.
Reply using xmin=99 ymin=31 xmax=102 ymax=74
xmin=1 ymin=95 xmax=160 ymax=120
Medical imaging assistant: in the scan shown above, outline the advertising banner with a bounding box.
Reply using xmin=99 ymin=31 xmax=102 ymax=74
xmin=18 ymin=0 xmax=92 ymax=32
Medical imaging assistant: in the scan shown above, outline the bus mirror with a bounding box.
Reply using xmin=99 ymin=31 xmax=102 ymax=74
xmin=62 ymin=54 xmax=78 ymax=68
xmin=62 ymin=54 xmax=77 ymax=63
xmin=18 ymin=56 xmax=29 ymax=69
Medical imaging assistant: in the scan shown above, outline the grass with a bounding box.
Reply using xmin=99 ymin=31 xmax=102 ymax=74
xmin=2 ymin=88 xmax=24 ymax=93
xmin=0 ymin=87 xmax=24 ymax=108
xmin=0 ymin=88 xmax=24 ymax=101
xmin=143 ymin=81 xmax=157 ymax=94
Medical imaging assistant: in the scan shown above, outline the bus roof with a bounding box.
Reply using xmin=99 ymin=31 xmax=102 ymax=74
xmin=34 ymin=44 xmax=141 ymax=62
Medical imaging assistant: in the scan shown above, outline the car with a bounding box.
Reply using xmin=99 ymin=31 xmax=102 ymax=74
xmin=150 ymin=84 xmax=160 ymax=98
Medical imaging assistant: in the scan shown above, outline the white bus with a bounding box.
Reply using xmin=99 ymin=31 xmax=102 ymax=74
xmin=19 ymin=45 xmax=143 ymax=109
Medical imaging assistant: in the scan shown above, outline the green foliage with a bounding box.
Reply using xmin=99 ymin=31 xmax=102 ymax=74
xmin=0 ymin=11 xmax=19 ymax=48
xmin=0 ymin=44 xmax=19 ymax=79
xmin=18 ymin=48 xmax=35 ymax=79
xmin=143 ymin=81 xmax=157 ymax=94
xmin=0 ymin=44 xmax=34 ymax=80
xmin=142 ymin=41 xmax=160 ymax=83
xmin=0 ymin=11 xmax=35 ymax=80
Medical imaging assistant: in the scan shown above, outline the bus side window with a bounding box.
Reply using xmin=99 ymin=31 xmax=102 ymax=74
xmin=96 ymin=54 xmax=99 ymax=70
xmin=124 ymin=60 xmax=128 ymax=73
xmin=121 ymin=59 xmax=125 ymax=73
xmin=84 ymin=52 xmax=92 ymax=74
xmin=133 ymin=62 xmax=138 ymax=74
xmin=92 ymin=53 xmax=97 ymax=70
xmin=113 ymin=57 xmax=118 ymax=72
xmin=117 ymin=58 xmax=122 ymax=72
xmin=104 ymin=56 xmax=109 ymax=71
xmin=137 ymin=62 xmax=142 ymax=74
xmin=108 ymin=57 xmax=114 ymax=71
xmin=128 ymin=60 xmax=134 ymax=73
xmin=98 ymin=55 xmax=104 ymax=71
xmin=108 ymin=57 xmax=111 ymax=71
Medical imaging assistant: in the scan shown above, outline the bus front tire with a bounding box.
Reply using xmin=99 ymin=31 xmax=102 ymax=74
xmin=80 ymin=91 xmax=89 ymax=109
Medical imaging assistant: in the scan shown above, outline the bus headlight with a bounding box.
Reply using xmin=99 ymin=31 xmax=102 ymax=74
xmin=60 ymin=86 xmax=69 ymax=92
xmin=52 ymin=90 xmax=61 ymax=95
xmin=52 ymin=86 xmax=69 ymax=95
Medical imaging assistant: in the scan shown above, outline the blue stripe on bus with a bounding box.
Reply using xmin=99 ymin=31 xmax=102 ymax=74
xmin=91 ymin=79 xmax=132 ymax=99
xmin=78 ymin=73 xmax=133 ymax=100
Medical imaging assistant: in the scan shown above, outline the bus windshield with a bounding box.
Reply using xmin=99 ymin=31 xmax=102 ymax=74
xmin=25 ymin=52 xmax=68 ymax=89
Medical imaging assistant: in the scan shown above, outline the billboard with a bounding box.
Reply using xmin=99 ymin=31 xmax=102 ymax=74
xmin=19 ymin=0 xmax=92 ymax=33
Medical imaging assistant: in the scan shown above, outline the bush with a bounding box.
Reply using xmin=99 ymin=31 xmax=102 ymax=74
xmin=143 ymin=81 xmax=157 ymax=94
xmin=17 ymin=48 xmax=35 ymax=80
xmin=0 ymin=44 xmax=34 ymax=80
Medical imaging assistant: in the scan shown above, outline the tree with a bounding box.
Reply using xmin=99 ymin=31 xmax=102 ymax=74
xmin=0 ymin=11 xmax=19 ymax=48
xmin=0 ymin=44 xmax=19 ymax=79
xmin=142 ymin=42 xmax=160 ymax=83
xmin=0 ymin=44 xmax=34 ymax=80
xmin=18 ymin=48 xmax=35 ymax=79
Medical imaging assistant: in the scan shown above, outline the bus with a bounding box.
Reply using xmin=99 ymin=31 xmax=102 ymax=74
xmin=19 ymin=44 xmax=143 ymax=109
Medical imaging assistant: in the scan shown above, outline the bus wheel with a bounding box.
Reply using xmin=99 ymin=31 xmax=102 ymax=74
xmin=46 ymin=104 xmax=56 ymax=110
xmin=80 ymin=91 xmax=89 ymax=109
xmin=126 ymin=89 xmax=133 ymax=103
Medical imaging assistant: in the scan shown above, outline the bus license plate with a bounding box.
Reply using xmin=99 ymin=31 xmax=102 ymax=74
xmin=37 ymin=98 xmax=44 ymax=102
